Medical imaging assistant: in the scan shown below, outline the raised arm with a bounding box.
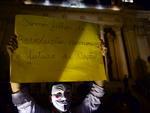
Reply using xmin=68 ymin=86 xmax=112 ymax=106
xmin=7 ymin=35 xmax=34 ymax=112
xmin=76 ymin=81 xmax=104 ymax=113
xmin=11 ymin=82 xmax=21 ymax=93
xmin=95 ymin=81 xmax=104 ymax=87
xmin=7 ymin=35 xmax=48 ymax=113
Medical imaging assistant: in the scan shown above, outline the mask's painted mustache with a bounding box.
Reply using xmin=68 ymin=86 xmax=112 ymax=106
xmin=56 ymin=100 xmax=68 ymax=105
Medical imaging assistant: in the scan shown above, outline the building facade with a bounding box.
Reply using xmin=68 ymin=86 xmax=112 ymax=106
xmin=0 ymin=1 xmax=150 ymax=81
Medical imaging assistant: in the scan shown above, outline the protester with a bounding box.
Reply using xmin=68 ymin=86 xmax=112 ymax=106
xmin=8 ymin=35 xmax=105 ymax=113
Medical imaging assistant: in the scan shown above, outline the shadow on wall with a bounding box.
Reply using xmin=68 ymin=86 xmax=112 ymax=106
xmin=135 ymin=56 xmax=147 ymax=80
xmin=134 ymin=56 xmax=150 ymax=100
xmin=0 ymin=50 xmax=10 ymax=82
xmin=0 ymin=50 xmax=18 ymax=113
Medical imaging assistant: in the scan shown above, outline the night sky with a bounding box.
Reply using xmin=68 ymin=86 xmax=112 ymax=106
xmin=134 ymin=0 xmax=150 ymax=10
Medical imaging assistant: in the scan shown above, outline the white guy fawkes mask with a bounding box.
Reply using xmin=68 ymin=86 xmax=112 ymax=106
xmin=51 ymin=84 xmax=72 ymax=112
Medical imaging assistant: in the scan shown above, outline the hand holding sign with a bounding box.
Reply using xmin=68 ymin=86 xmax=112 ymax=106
xmin=7 ymin=35 xmax=18 ymax=56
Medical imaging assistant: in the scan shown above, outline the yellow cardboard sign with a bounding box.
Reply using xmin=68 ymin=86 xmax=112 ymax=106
xmin=11 ymin=15 xmax=107 ymax=83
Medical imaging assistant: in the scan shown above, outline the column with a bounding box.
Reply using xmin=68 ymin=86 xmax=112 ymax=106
xmin=113 ymin=26 xmax=129 ymax=79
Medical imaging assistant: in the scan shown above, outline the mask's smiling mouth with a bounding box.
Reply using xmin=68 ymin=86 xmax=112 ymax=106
xmin=56 ymin=100 xmax=68 ymax=105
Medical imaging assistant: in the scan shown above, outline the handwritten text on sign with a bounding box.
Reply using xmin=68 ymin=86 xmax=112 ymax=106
xmin=11 ymin=15 xmax=107 ymax=82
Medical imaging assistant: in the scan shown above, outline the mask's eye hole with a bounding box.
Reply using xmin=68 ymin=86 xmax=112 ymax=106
xmin=54 ymin=92 xmax=62 ymax=98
